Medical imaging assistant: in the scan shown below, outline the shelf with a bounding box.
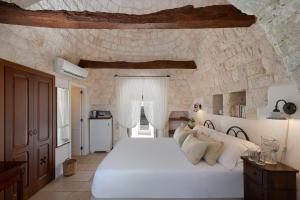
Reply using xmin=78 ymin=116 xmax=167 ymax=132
xmin=169 ymin=117 xmax=189 ymax=121
xmin=229 ymin=91 xmax=246 ymax=118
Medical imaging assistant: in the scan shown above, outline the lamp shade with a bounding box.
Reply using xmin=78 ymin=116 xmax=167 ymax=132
xmin=267 ymin=111 xmax=287 ymax=120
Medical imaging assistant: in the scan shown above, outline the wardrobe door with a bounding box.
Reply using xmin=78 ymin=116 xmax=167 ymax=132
xmin=4 ymin=67 xmax=36 ymax=197
xmin=33 ymin=76 xmax=53 ymax=189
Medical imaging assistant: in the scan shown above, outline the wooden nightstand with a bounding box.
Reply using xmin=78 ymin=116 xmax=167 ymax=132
xmin=241 ymin=156 xmax=299 ymax=200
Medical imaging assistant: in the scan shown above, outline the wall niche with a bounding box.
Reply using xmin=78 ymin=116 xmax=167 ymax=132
xmin=228 ymin=91 xmax=246 ymax=118
xmin=213 ymin=94 xmax=223 ymax=115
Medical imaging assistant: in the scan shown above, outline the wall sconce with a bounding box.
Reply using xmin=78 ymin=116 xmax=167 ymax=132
xmin=193 ymin=103 xmax=202 ymax=112
xmin=267 ymin=99 xmax=297 ymax=120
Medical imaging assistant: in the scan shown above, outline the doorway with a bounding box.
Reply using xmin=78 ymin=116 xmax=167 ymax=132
xmin=71 ymin=85 xmax=85 ymax=156
xmin=131 ymin=102 xmax=155 ymax=138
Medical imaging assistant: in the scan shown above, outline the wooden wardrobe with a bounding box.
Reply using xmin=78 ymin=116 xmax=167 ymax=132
xmin=0 ymin=58 xmax=56 ymax=199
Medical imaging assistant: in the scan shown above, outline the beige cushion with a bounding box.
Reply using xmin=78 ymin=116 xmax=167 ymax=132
xmin=181 ymin=135 xmax=208 ymax=165
xmin=184 ymin=126 xmax=192 ymax=131
xmin=173 ymin=126 xmax=196 ymax=146
xmin=197 ymin=133 xmax=224 ymax=166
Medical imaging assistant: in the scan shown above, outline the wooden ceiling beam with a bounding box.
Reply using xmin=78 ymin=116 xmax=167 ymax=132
xmin=78 ymin=60 xmax=197 ymax=69
xmin=0 ymin=2 xmax=256 ymax=29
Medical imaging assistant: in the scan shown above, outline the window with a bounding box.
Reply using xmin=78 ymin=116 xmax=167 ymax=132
xmin=131 ymin=102 xmax=155 ymax=138
xmin=57 ymin=87 xmax=71 ymax=147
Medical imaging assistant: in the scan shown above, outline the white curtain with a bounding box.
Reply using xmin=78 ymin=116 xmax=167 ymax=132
xmin=115 ymin=78 xmax=143 ymax=138
xmin=115 ymin=77 xmax=169 ymax=138
xmin=143 ymin=78 xmax=169 ymax=137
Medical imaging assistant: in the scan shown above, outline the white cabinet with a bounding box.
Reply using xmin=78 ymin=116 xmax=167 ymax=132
xmin=89 ymin=118 xmax=112 ymax=152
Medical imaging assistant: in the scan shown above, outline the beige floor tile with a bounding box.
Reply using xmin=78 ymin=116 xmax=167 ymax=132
xmin=41 ymin=179 xmax=64 ymax=191
xmin=62 ymin=171 xmax=94 ymax=182
xmin=68 ymin=192 xmax=91 ymax=200
xmin=30 ymin=191 xmax=71 ymax=200
xmin=47 ymin=181 xmax=91 ymax=192
xmin=29 ymin=153 xmax=106 ymax=200
xmin=77 ymin=163 xmax=99 ymax=171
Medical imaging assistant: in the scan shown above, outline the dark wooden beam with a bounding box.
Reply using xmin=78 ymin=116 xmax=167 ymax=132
xmin=78 ymin=60 xmax=197 ymax=69
xmin=0 ymin=2 xmax=256 ymax=29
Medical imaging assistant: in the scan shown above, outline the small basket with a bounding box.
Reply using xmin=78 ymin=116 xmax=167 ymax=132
xmin=63 ymin=158 xmax=77 ymax=177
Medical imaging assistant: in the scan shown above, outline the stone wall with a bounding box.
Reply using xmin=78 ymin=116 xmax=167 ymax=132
xmin=187 ymin=25 xmax=293 ymax=118
xmin=230 ymin=0 xmax=300 ymax=90
xmin=85 ymin=68 xmax=194 ymax=112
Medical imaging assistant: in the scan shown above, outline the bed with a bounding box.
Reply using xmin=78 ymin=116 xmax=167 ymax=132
xmin=91 ymin=121 xmax=255 ymax=200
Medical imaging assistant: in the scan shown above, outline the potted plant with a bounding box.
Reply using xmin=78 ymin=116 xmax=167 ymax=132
xmin=187 ymin=118 xmax=195 ymax=129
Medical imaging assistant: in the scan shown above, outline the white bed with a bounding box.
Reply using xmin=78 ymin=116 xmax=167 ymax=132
xmin=91 ymin=138 xmax=244 ymax=199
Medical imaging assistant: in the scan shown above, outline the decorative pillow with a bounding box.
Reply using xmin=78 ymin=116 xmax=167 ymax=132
xmin=211 ymin=131 xmax=259 ymax=151
xmin=173 ymin=126 xmax=196 ymax=146
xmin=200 ymin=126 xmax=260 ymax=151
xmin=197 ymin=126 xmax=216 ymax=137
xmin=181 ymin=135 xmax=208 ymax=165
xmin=210 ymin=135 xmax=247 ymax=169
xmin=192 ymin=124 xmax=201 ymax=131
xmin=195 ymin=125 xmax=260 ymax=169
xmin=197 ymin=134 xmax=224 ymax=166
xmin=218 ymin=142 xmax=247 ymax=169
xmin=184 ymin=125 xmax=192 ymax=131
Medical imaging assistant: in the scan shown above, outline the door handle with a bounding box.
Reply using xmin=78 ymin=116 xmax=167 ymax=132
xmin=33 ymin=129 xmax=38 ymax=135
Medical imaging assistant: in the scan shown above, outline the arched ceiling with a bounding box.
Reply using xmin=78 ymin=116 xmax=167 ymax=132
xmin=6 ymin=0 xmax=298 ymax=89
xmin=0 ymin=0 xmax=298 ymax=110
xmin=229 ymin=0 xmax=300 ymax=90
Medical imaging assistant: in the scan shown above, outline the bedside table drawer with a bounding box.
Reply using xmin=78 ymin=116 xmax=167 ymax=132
xmin=242 ymin=156 xmax=298 ymax=200
xmin=245 ymin=164 xmax=263 ymax=184
xmin=265 ymin=172 xmax=297 ymax=189
xmin=244 ymin=178 xmax=263 ymax=200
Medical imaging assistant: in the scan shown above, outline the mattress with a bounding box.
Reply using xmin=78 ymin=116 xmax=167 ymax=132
xmin=91 ymin=138 xmax=243 ymax=199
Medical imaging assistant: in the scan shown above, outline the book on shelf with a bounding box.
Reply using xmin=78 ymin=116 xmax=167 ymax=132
xmin=232 ymin=104 xmax=246 ymax=118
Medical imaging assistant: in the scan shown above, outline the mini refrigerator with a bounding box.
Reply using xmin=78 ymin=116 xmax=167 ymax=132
xmin=89 ymin=115 xmax=112 ymax=153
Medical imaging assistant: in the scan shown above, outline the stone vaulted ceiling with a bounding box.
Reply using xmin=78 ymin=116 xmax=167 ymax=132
xmin=0 ymin=0 xmax=299 ymax=112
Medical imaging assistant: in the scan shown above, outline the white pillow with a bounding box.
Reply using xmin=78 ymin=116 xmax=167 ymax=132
xmin=197 ymin=126 xmax=216 ymax=137
xmin=195 ymin=125 xmax=260 ymax=169
xmin=217 ymin=139 xmax=247 ymax=169
xmin=209 ymin=131 xmax=259 ymax=169
xmin=196 ymin=127 xmax=257 ymax=169
xmin=197 ymin=126 xmax=260 ymax=151
xmin=209 ymin=129 xmax=260 ymax=151
xmin=181 ymin=135 xmax=208 ymax=165
xmin=192 ymin=124 xmax=201 ymax=130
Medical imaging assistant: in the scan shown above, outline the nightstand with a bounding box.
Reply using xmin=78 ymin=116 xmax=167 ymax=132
xmin=241 ymin=156 xmax=299 ymax=200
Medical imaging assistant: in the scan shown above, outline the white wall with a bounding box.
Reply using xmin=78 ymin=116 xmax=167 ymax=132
xmin=55 ymin=143 xmax=71 ymax=178
xmin=192 ymin=83 xmax=300 ymax=199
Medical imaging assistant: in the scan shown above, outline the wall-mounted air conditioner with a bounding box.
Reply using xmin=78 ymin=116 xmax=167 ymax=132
xmin=54 ymin=57 xmax=88 ymax=80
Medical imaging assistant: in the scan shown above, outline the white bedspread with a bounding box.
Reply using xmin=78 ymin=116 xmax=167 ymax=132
xmin=92 ymin=138 xmax=243 ymax=199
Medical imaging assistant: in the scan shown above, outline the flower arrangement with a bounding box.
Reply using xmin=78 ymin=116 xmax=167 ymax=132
xmin=187 ymin=117 xmax=195 ymax=129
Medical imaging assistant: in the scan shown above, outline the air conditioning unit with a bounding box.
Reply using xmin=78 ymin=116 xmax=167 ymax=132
xmin=54 ymin=57 xmax=88 ymax=80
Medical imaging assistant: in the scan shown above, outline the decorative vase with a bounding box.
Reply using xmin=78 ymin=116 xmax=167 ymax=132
xmin=261 ymin=137 xmax=279 ymax=165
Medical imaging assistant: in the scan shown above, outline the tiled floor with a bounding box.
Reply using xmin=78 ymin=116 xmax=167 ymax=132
xmin=29 ymin=153 xmax=106 ymax=200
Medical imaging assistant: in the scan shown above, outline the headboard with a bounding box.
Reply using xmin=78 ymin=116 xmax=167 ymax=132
xmin=226 ymin=126 xmax=250 ymax=141
xmin=203 ymin=120 xmax=215 ymax=130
